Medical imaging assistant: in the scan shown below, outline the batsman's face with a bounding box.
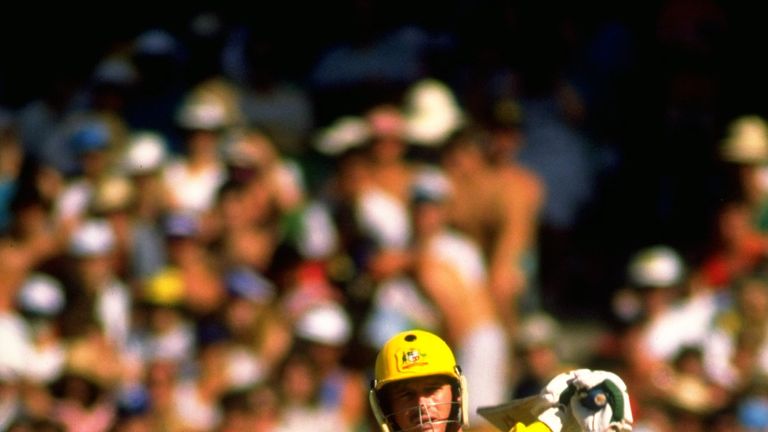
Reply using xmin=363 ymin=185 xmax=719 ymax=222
xmin=386 ymin=376 xmax=456 ymax=432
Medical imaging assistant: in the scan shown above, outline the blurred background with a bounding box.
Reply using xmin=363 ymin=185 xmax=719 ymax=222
xmin=2 ymin=1 xmax=768 ymax=431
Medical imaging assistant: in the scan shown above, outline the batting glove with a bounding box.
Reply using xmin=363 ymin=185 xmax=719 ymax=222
xmin=536 ymin=369 xmax=590 ymax=432
xmin=566 ymin=369 xmax=633 ymax=432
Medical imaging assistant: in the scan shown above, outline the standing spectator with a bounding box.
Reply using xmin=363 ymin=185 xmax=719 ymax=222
xmin=703 ymin=273 xmax=768 ymax=393
xmin=439 ymin=127 xmax=528 ymax=338
xmin=61 ymin=219 xmax=132 ymax=354
xmin=273 ymin=350 xmax=340 ymax=432
xmin=161 ymin=87 xmax=232 ymax=217
xmin=612 ymin=244 xmax=721 ymax=415
xmin=158 ymin=212 xmax=226 ymax=324
xmin=483 ymin=97 xmax=547 ymax=314
xmin=408 ymin=169 xmax=511 ymax=427
xmin=223 ymin=128 xmax=305 ymax=215
xmin=53 ymin=120 xmax=117 ymax=241
xmin=511 ymin=312 xmax=575 ymax=399
xmin=719 ymin=115 xmax=768 ymax=235
xmin=15 ymin=272 xmax=67 ymax=385
xmin=695 ymin=199 xmax=768 ymax=290
xmin=220 ymin=266 xmax=292 ymax=383
xmin=292 ymin=302 xmax=367 ymax=432
xmin=119 ymin=130 xmax=171 ymax=283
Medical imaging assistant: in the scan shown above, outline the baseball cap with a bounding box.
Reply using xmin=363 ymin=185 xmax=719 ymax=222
xmin=294 ymin=301 xmax=352 ymax=346
xmin=314 ymin=116 xmax=371 ymax=155
xmin=122 ymin=131 xmax=168 ymax=175
xmin=92 ymin=56 xmax=138 ymax=87
xmin=17 ymin=273 xmax=66 ymax=317
xmin=90 ymin=176 xmax=134 ymax=215
xmin=70 ymin=120 xmax=111 ymax=154
xmin=69 ymin=219 xmax=116 ymax=257
xmin=628 ymin=245 xmax=685 ymax=288
xmin=163 ymin=212 xmax=199 ymax=238
xmin=721 ymin=115 xmax=768 ymax=164
xmin=517 ymin=312 xmax=560 ymax=350
xmin=223 ymin=129 xmax=274 ymax=168
xmin=134 ymin=29 xmax=179 ymax=58
xmin=142 ymin=268 xmax=185 ymax=307
xmin=175 ymin=83 xmax=237 ymax=132
xmin=410 ymin=168 xmax=452 ymax=204
xmin=176 ymin=98 xmax=229 ymax=131
xmin=225 ymin=267 xmax=275 ymax=303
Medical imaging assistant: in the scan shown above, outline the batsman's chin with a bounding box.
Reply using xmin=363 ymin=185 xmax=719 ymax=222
xmin=402 ymin=419 xmax=451 ymax=432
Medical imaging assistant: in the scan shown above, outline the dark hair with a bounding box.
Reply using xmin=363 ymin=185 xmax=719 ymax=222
xmin=441 ymin=125 xmax=490 ymax=156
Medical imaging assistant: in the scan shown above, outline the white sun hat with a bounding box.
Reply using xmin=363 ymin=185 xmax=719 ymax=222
xmin=294 ymin=301 xmax=352 ymax=346
xmin=628 ymin=245 xmax=685 ymax=288
xmin=122 ymin=131 xmax=168 ymax=175
xmin=17 ymin=273 xmax=66 ymax=317
xmin=404 ymin=78 xmax=464 ymax=146
xmin=69 ymin=219 xmax=116 ymax=257
xmin=314 ymin=116 xmax=371 ymax=155
xmin=721 ymin=115 xmax=768 ymax=164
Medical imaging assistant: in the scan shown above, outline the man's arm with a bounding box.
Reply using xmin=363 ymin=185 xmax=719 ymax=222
xmin=478 ymin=369 xmax=633 ymax=432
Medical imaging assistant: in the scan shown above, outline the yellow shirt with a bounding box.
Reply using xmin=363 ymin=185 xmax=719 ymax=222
xmin=511 ymin=421 xmax=551 ymax=432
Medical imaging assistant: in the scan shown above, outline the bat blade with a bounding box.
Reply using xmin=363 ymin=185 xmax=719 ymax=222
xmin=477 ymin=395 xmax=582 ymax=432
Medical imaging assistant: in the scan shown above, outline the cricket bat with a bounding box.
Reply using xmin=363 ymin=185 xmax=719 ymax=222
xmin=477 ymin=395 xmax=582 ymax=432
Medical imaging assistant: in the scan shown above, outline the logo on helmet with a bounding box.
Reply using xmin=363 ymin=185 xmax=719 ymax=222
xmin=400 ymin=349 xmax=429 ymax=369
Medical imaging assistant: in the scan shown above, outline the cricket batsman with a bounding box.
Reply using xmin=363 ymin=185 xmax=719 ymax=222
xmin=369 ymin=329 xmax=633 ymax=432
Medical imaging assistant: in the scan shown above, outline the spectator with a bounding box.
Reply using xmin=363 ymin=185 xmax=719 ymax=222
xmin=292 ymin=301 xmax=367 ymax=432
xmin=273 ymin=350 xmax=340 ymax=432
xmin=511 ymin=312 xmax=575 ymax=399
xmin=439 ymin=126 xmax=529 ymax=338
xmin=161 ymin=84 xmax=233 ymax=217
xmin=118 ymin=130 xmax=171 ymax=283
xmin=482 ymin=97 xmax=547 ymax=315
xmin=407 ymin=168 xmax=510 ymax=427
xmin=61 ymin=219 xmax=132 ymax=353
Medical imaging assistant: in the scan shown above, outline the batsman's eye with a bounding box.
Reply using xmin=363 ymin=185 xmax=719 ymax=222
xmin=393 ymin=390 xmax=415 ymax=401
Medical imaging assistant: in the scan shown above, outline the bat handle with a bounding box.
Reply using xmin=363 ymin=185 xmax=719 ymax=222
xmin=579 ymin=388 xmax=608 ymax=412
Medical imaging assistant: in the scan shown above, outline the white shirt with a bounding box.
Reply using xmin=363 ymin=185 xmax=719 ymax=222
xmin=426 ymin=229 xmax=487 ymax=290
xmin=0 ymin=311 xmax=32 ymax=374
xmin=356 ymin=187 xmax=411 ymax=250
xmin=162 ymin=158 xmax=226 ymax=214
xmin=95 ymin=278 xmax=132 ymax=351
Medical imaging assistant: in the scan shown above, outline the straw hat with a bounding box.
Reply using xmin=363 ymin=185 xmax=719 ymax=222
xmin=721 ymin=115 xmax=768 ymax=164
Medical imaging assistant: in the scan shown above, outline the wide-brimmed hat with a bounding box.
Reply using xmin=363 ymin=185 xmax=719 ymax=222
xmin=721 ymin=115 xmax=768 ymax=164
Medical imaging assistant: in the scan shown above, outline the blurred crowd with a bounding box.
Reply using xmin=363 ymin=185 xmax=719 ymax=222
xmin=1 ymin=3 xmax=768 ymax=432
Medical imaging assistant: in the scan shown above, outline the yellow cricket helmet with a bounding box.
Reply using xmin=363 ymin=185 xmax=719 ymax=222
xmin=373 ymin=329 xmax=460 ymax=389
xmin=369 ymin=329 xmax=469 ymax=432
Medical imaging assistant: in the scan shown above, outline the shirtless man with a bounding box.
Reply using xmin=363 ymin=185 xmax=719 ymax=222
xmin=409 ymin=170 xmax=510 ymax=426
xmin=484 ymin=99 xmax=546 ymax=314
xmin=440 ymin=127 xmax=543 ymax=336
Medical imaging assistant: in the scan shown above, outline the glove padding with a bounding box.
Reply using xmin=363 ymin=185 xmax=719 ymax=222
xmin=535 ymin=369 xmax=590 ymax=432
xmin=566 ymin=369 xmax=633 ymax=432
